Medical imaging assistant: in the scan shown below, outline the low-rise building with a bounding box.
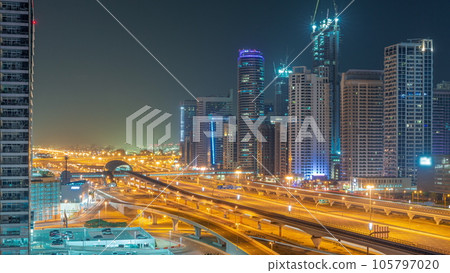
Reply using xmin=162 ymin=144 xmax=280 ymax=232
xmin=30 ymin=176 xmax=60 ymax=222
xmin=417 ymin=155 xmax=450 ymax=194
xmin=349 ymin=177 xmax=412 ymax=191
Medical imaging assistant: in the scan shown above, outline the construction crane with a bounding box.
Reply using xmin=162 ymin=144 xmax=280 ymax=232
xmin=312 ymin=0 xmax=339 ymax=23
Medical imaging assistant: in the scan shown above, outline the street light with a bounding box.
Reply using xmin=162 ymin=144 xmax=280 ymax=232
xmin=366 ymin=185 xmax=374 ymax=223
xmin=285 ymin=176 xmax=293 ymax=187
xmin=235 ymin=170 xmax=242 ymax=184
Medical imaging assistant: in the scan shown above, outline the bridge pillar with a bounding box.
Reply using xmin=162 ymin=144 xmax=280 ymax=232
xmin=172 ymin=219 xmax=179 ymax=231
xmin=384 ymin=208 xmax=392 ymax=216
xmin=329 ymin=201 xmax=335 ymax=207
xmin=345 ymin=202 xmax=351 ymax=209
xmin=278 ymin=225 xmax=283 ymax=237
xmin=433 ymin=216 xmax=442 ymax=225
xmin=224 ymin=241 xmax=245 ymax=255
xmin=194 ymin=226 xmax=202 ymax=239
xmin=407 ymin=212 xmax=415 ymax=220
xmin=311 ymin=235 xmax=322 ymax=249
xmin=299 ymin=195 xmax=305 ymax=201
xmin=213 ymin=238 xmax=225 ymax=248
xmin=364 ymin=205 xmax=370 ymax=212
xmin=151 ymin=214 xmax=158 ymax=225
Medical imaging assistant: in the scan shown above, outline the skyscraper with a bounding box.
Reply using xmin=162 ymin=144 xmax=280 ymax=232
xmin=194 ymin=94 xmax=232 ymax=168
xmin=433 ymin=81 xmax=450 ymax=156
xmin=222 ymin=121 xmax=237 ymax=170
xmin=0 ymin=0 xmax=34 ymax=255
xmin=179 ymin=100 xmax=197 ymax=165
xmin=274 ymin=122 xmax=289 ymax=178
xmin=340 ymin=70 xmax=384 ymax=181
xmin=274 ymin=64 xmax=291 ymax=117
xmin=237 ymin=49 xmax=264 ymax=172
xmin=257 ymin=122 xmax=275 ymax=175
xmin=311 ymin=16 xmax=341 ymax=159
xmin=383 ymin=39 xmax=433 ymax=184
xmin=288 ymin=66 xmax=330 ymax=180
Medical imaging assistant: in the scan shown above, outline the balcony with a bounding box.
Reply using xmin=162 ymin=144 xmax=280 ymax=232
xmin=0 ymin=3 xmax=29 ymax=12
xmin=1 ymin=98 xmax=29 ymax=106
xmin=0 ymin=122 xmax=29 ymax=130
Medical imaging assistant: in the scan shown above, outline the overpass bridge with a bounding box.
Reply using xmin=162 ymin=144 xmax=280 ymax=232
xmin=127 ymin=171 xmax=449 ymax=255
xmin=98 ymin=191 xmax=277 ymax=255
xmin=231 ymin=182 xmax=450 ymax=225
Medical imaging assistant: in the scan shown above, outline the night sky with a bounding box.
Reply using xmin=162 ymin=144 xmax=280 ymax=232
xmin=33 ymin=0 xmax=450 ymax=148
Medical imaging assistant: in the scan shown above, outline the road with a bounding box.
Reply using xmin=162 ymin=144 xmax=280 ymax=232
xmin=127 ymin=171 xmax=448 ymax=254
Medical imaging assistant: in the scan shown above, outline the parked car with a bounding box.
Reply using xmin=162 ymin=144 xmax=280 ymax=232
xmin=136 ymin=234 xmax=147 ymax=239
xmin=51 ymin=239 xmax=64 ymax=246
xmin=49 ymin=230 xmax=60 ymax=237
xmin=93 ymin=235 xmax=103 ymax=239
xmin=102 ymin=228 xmax=112 ymax=235
xmin=62 ymin=231 xmax=73 ymax=239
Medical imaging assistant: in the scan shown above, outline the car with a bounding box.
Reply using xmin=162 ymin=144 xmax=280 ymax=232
xmin=102 ymin=228 xmax=112 ymax=235
xmin=136 ymin=234 xmax=147 ymax=239
xmin=51 ymin=239 xmax=64 ymax=246
xmin=62 ymin=231 xmax=73 ymax=239
xmin=93 ymin=235 xmax=103 ymax=239
xmin=49 ymin=230 xmax=60 ymax=237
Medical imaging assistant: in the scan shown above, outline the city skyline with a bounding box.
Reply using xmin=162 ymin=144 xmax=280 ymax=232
xmin=32 ymin=0 xmax=450 ymax=148
xmin=2 ymin=0 xmax=450 ymax=261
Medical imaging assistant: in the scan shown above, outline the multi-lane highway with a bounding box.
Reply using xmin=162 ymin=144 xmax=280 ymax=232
xmin=126 ymin=171 xmax=450 ymax=255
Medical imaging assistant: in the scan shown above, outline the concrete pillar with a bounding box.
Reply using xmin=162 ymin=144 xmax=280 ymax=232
xmin=278 ymin=225 xmax=283 ymax=237
xmin=299 ymin=195 xmax=305 ymax=201
xmin=194 ymin=226 xmax=202 ymax=239
xmin=364 ymin=205 xmax=370 ymax=212
xmin=384 ymin=208 xmax=392 ymax=216
xmin=151 ymin=213 xmax=158 ymax=225
xmin=345 ymin=202 xmax=351 ymax=209
xmin=172 ymin=219 xmax=179 ymax=231
xmin=433 ymin=216 xmax=442 ymax=225
xmin=329 ymin=201 xmax=335 ymax=207
xmin=311 ymin=235 xmax=322 ymax=249
xmin=407 ymin=212 xmax=415 ymax=220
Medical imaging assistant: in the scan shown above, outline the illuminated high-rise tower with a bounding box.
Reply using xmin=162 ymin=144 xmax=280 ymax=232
xmin=274 ymin=64 xmax=291 ymax=117
xmin=179 ymin=99 xmax=197 ymax=165
xmin=433 ymin=81 xmax=450 ymax=156
xmin=340 ymin=70 xmax=384 ymax=181
xmin=237 ymin=49 xmax=264 ymax=172
xmin=288 ymin=66 xmax=331 ymax=180
xmin=194 ymin=94 xmax=232 ymax=168
xmin=384 ymin=39 xmax=433 ymax=184
xmin=311 ymin=15 xmax=341 ymax=180
xmin=0 ymin=0 xmax=34 ymax=255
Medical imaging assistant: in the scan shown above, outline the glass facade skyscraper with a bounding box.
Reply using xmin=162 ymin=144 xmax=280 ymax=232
xmin=179 ymin=99 xmax=197 ymax=165
xmin=194 ymin=95 xmax=232 ymax=168
xmin=383 ymin=39 xmax=433 ymax=184
xmin=0 ymin=0 xmax=34 ymax=255
xmin=311 ymin=17 xmax=341 ymax=157
xmin=433 ymin=81 xmax=450 ymax=156
xmin=237 ymin=49 xmax=264 ymax=172
xmin=274 ymin=64 xmax=291 ymax=117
